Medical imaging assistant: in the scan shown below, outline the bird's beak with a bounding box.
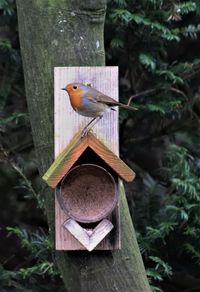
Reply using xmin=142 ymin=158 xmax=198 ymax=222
xmin=61 ymin=88 xmax=66 ymax=91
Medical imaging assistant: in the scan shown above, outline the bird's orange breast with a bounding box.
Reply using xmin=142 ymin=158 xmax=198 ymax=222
xmin=67 ymin=90 xmax=84 ymax=112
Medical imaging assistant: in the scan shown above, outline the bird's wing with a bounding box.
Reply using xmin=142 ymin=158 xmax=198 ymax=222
xmin=88 ymin=89 xmax=119 ymax=106
xmin=97 ymin=94 xmax=119 ymax=105
xmin=86 ymin=88 xmax=138 ymax=111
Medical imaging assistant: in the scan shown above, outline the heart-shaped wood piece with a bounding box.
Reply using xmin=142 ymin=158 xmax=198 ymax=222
xmin=63 ymin=218 xmax=113 ymax=251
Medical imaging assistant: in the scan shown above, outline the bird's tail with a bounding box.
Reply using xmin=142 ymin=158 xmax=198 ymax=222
xmin=119 ymin=103 xmax=138 ymax=111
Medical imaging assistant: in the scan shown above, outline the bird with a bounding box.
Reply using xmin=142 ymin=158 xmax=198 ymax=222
xmin=62 ymin=82 xmax=137 ymax=137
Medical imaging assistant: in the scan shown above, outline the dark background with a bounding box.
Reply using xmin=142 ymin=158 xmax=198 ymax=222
xmin=0 ymin=1 xmax=200 ymax=291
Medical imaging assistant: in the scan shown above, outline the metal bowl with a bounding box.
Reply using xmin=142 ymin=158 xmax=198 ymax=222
xmin=57 ymin=164 xmax=118 ymax=223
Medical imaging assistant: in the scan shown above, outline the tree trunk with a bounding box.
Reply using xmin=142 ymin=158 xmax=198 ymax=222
xmin=16 ymin=1 xmax=150 ymax=291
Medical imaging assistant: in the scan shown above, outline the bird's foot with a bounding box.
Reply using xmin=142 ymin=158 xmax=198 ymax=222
xmin=81 ymin=127 xmax=90 ymax=138
xmin=80 ymin=115 xmax=102 ymax=138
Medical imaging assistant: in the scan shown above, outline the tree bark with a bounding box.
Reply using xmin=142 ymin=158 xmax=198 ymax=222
xmin=16 ymin=1 xmax=150 ymax=291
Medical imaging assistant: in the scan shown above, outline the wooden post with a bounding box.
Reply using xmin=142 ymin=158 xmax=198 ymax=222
xmin=54 ymin=66 xmax=120 ymax=250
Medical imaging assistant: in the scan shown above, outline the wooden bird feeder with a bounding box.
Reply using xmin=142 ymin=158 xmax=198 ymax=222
xmin=42 ymin=66 xmax=135 ymax=251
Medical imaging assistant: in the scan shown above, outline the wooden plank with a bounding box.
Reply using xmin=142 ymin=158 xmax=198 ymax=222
xmin=54 ymin=66 xmax=120 ymax=250
xmin=63 ymin=219 xmax=90 ymax=249
xmin=42 ymin=131 xmax=87 ymax=188
xmin=56 ymin=188 xmax=120 ymax=250
xmin=88 ymin=219 xmax=114 ymax=251
xmin=43 ymin=131 xmax=135 ymax=188
xmin=64 ymin=218 xmax=113 ymax=252
xmin=88 ymin=133 xmax=135 ymax=182
xmin=54 ymin=66 xmax=119 ymax=155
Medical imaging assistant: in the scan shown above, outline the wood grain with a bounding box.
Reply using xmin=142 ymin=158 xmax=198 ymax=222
xmin=42 ymin=131 xmax=135 ymax=188
xmin=55 ymin=66 xmax=120 ymax=250
xmin=88 ymin=133 xmax=135 ymax=182
xmin=54 ymin=66 xmax=119 ymax=156
xmin=64 ymin=219 xmax=113 ymax=252
xmin=56 ymin=188 xmax=120 ymax=250
xmin=43 ymin=131 xmax=87 ymax=188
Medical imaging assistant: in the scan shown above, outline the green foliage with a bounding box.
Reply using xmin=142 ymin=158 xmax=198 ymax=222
xmin=107 ymin=1 xmax=200 ymax=290
xmin=182 ymin=24 xmax=200 ymax=39
xmin=107 ymin=0 xmax=200 ymax=114
xmin=0 ymin=113 xmax=27 ymax=125
xmin=139 ymin=53 xmax=156 ymax=71
xmin=165 ymin=145 xmax=200 ymax=257
xmin=6 ymin=227 xmax=53 ymax=260
xmin=0 ymin=0 xmax=15 ymax=15
xmin=137 ymin=145 xmax=200 ymax=290
xmin=184 ymin=243 xmax=200 ymax=264
xmin=0 ymin=38 xmax=11 ymax=49
xmin=1 ymin=227 xmax=65 ymax=291
xmin=146 ymin=256 xmax=172 ymax=290
xmin=175 ymin=2 xmax=197 ymax=15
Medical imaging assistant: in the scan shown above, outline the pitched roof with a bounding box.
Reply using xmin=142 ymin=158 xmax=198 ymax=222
xmin=42 ymin=131 xmax=135 ymax=188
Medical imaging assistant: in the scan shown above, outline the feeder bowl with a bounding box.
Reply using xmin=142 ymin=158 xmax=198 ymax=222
xmin=57 ymin=164 xmax=118 ymax=223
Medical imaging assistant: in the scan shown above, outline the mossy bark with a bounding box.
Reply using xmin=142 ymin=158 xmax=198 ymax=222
xmin=16 ymin=1 xmax=151 ymax=291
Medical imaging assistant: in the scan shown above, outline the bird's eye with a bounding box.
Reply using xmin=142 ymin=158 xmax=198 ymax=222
xmin=73 ymin=86 xmax=78 ymax=90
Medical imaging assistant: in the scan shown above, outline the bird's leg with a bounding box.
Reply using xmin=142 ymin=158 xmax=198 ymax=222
xmin=81 ymin=115 xmax=103 ymax=138
xmin=81 ymin=117 xmax=97 ymax=137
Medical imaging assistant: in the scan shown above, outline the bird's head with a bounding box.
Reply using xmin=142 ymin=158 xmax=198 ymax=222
xmin=62 ymin=83 xmax=89 ymax=96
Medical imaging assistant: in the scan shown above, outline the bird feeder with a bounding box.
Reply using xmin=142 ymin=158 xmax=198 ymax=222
xmin=42 ymin=66 xmax=135 ymax=251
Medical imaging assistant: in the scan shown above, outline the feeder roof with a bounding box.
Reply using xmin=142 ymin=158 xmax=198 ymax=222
xmin=42 ymin=131 xmax=135 ymax=188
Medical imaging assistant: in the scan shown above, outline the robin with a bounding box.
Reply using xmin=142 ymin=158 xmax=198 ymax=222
xmin=62 ymin=83 xmax=137 ymax=137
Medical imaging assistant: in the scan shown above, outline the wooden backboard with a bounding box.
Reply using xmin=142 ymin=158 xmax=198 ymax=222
xmin=54 ymin=66 xmax=120 ymax=250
